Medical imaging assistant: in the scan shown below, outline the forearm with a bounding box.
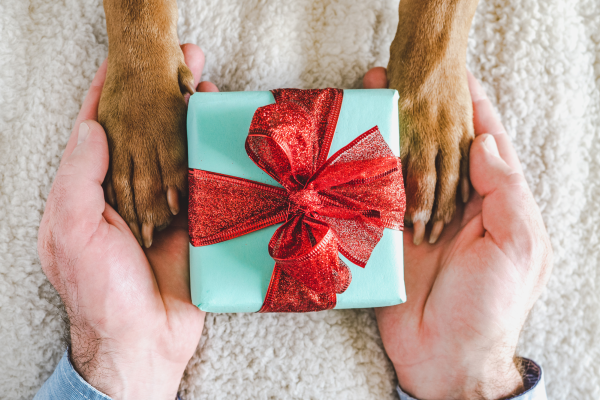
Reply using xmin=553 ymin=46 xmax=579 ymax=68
xmin=102 ymin=0 xmax=181 ymax=75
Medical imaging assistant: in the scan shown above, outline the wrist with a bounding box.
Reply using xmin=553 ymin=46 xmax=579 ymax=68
xmin=70 ymin=335 xmax=186 ymax=400
xmin=395 ymin=353 xmax=523 ymax=400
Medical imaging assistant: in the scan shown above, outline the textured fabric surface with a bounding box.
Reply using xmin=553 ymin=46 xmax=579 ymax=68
xmin=0 ymin=0 xmax=599 ymax=399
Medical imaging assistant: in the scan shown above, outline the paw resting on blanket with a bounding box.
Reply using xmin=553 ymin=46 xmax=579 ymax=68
xmin=387 ymin=55 xmax=474 ymax=245
xmin=386 ymin=0 xmax=478 ymax=245
xmin=99 ymin=55 xmax=194 ymax=248
xmin=98 ymin=0 xmax=195 ymax=248
xmin=98 ymin=0 xmax=477 ymax=248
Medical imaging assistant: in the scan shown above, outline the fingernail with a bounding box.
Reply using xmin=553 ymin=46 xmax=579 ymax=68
xmin=78 ymin=122 xmax=90 ymax=145
xmin=483 ymin=135 xmax=500 ymax=157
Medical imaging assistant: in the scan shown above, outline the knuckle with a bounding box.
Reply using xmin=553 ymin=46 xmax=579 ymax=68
xmin=57 ymin=160 xmax=79 ymax=178
xmin=505 ymin=171 xmax=529 ymax=189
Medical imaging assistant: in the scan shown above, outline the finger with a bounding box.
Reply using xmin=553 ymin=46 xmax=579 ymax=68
xmin=50 ymin=121 xmax=110 ymax=242
xmin=363 ymin=67 xmax=388 ymax=89
xmin=469 ymin=134 xmax=540 ymax=264
xmin=181 ymin=43 xmax=205 ymax=89
xmin=197 ymin=81 xmax=219 ymax=92
xmin=61 ymin=121 xmax=110 ymax=186
xmin=61 ymin=59 xmax=108 ymax=165
xmin=144 ymin=194 xmax=198 ymax=311
xmin=145 ymin=214 xmax=202 ymax=316
xmin=467 ymin=70 xmax=522 ymax=174
xmin=470 ymin=134 xmax=516 ymax=199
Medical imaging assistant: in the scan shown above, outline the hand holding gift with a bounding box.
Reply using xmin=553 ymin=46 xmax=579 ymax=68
xmin=36 ymin=44 xmax=210 ymax=400
xmin=367 ymin=67 xmax=553 ymax=400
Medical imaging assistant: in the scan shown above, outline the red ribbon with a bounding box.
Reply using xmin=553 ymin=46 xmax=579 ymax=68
xmin=189 ymin=88 xmax=406 ymax=312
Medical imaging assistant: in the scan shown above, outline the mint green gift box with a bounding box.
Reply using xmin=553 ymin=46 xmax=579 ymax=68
xmin=187 ymin=89 xmax=405 ymax=313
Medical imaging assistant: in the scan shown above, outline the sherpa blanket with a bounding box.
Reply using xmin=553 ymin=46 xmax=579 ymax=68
xmin=1 ymin=0 xmax=599 ymax=398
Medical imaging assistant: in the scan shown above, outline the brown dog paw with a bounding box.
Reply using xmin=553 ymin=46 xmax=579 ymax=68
xmin=388 ymin=48 xmax=474 ymax=245
xmin=99 ymin=49 xmax=194 ymax=248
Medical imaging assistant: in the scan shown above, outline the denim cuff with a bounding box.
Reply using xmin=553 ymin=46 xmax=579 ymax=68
xmin=34 ymin=350 xmax=112 ymax=400
xmin=396 ymin=358 xmax=547 ymax=400
xmin=34 ymin=350 xmax=187 ymax=400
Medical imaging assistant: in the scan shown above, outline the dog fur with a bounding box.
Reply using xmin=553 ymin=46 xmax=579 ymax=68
xmin=99 ymin=0 xmax=479 ymax=247
xmin=99 ymin=0 xmax=195 ymax=247
xmin=388 ymin=0 xmax=478 ymax=244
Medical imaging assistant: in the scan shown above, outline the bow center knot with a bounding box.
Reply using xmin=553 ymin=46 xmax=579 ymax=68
xmin=289 ymin=189 xmax=322 ymax=213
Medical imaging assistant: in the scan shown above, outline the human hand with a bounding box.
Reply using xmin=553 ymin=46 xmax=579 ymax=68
xmin=37 ymin=44 xmax=219 ymax=400
xmin=365 ymin=68 xmax=553 ymax=399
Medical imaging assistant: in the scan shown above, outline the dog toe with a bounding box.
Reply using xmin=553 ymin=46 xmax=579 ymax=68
xmin=404 ymin=144 xmax=437 ymax=232
xmin=132 ymin=156 xmax=179 ymax=244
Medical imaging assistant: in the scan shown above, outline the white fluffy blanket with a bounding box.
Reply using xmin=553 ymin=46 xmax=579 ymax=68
xmin=1 ymin=0 xmax=599 ymax=398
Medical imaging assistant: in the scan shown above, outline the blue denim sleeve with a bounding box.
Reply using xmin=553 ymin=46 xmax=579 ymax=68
xmin=34 ymin=351 xmax=112 ymax=400
xmin=35 ymin=350 xmax=184 ymax=400
xmin=396 ymin=358 xmax=547 ymax=400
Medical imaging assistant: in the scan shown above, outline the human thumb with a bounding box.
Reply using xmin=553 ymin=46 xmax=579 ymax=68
xmin=469 ymin=133 xmax=541 ymax=265
xmin=469 ymin=134 xmax=525 ymax=198
xmin=40 ymin=120 xmax=111 ymax=258
xmin=63 ymin=120 xmax=110 ymax=186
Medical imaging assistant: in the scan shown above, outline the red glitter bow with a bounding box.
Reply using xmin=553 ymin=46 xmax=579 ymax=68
xmin=189 ymin=88 xmax=406 ymax=312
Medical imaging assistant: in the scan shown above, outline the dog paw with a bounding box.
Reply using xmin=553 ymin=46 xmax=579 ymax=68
xmin=388 ymin=54 xmax=474 ymax=244
xmin=99 ymin=51 xmax=194 ymax=247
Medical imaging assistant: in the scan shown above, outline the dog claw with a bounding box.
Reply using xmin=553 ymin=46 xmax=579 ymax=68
xmin=129 ymin=222 xmax=143 ymax=247
xmin=183 ymin=81 xmax=196 ymax=96
xmin=461 ymin=176 xmax=470 ymax=203
xmin=105 ymin=181 xmax=117 ymax=207
xmin=142 ymin=222 xmax=154 ymax=248
xmin=429 ymin=220 xmax=444 ymax=244
xmin=413 ymin=220 xmax=425 ymax=245
xmin=167 ymin=186 xmax=179 ymax=215
xmin=178 ymin=64 xmax=196 ymax=96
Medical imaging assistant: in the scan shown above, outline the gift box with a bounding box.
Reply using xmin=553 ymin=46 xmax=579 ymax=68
xmin=187 ymin=88 xmax=406 ymax=313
